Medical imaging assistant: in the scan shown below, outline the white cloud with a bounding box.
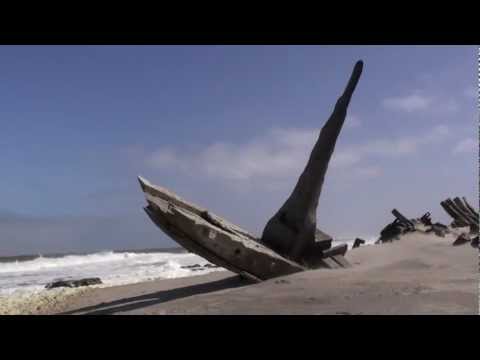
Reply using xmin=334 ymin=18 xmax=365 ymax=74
xmin=331 ymin=125 xmax=449 ymax=168
xmin=146 ymin=124 xmax=450 ymax=185
xmin=382 ymin=91 xmax=463 ymax=115
xmin=383 ymin=94 xmax=433 ymax=112
xmin=146 ymin=128 xmax=317 ymax=181
xmin=453 ymin=138 xmax=477 ymax=154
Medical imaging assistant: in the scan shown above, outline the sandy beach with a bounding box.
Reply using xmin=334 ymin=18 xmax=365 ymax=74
xmin=12 ymin=231 xmax=473 ymax=315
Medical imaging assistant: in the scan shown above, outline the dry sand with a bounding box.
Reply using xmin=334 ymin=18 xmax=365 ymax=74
xmin=0 ymin=287 xmax=93 ymax=315
xmin=6 ymin=232 xmax=479 ymax=315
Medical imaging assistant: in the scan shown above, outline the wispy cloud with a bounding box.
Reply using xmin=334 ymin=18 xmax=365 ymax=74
xmin=383 ymin=94 xmax=433 ymax=112
xmin=345 ymin=114 xmax=361 ymax=129
xmin=147 ymin=128 xmax=316 ymax=181
xmin=453 ymin=138 xmax=477 ymax=154
xmin=331 ymin=124 xmax=450 ymax=168
xmin=145 ymin=124 xmax=450 ymax=184
xmin=382 ymin=92 xmax=460 ymax=114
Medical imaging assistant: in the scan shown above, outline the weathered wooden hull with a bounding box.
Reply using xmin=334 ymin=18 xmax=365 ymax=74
xmin=139 ymin=176 xmax=306 ymax=281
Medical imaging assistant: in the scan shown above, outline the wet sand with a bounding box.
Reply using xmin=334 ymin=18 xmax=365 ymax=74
xmin=16 ymin=232 xmax=480 ymax=315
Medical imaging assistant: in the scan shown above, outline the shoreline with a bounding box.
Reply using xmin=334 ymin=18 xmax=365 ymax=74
xmin=2 ymin=232 xmax=478 ymax=315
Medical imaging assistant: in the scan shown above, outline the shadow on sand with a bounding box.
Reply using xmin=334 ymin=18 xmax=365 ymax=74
xmin=60 ymin=275 xmax=250 ymax=315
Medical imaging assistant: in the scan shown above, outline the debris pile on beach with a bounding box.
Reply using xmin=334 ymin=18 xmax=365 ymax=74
xmin=376 ymin=196 xmax=478 ymax=248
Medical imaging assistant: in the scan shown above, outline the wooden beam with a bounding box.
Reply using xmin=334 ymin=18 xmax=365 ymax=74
xmin=391 ymin=209 xmax=415 ymax=229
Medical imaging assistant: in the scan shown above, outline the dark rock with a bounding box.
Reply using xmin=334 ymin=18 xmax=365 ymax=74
xmin=45 ymin=277 xmax=102 ymax=290
xmin=181 ymin=264 xmax=202 ymax=269
xmin=452 ymin=234 xmax=470 ymax=246
xmin=352 ymin=238 xmax=366 ymax=249
xmin=203 ymin=263 xmax=219 ymax=268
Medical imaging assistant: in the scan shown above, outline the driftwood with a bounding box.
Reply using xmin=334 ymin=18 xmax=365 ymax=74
xmin=138 ymin=61 xmax=363 ymax=280
xmin=391 ymin=209 xmax=415 ymax=230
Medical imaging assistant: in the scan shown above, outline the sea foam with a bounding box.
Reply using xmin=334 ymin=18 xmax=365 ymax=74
xmin=0 ymin=250 xmax=224 ymax=296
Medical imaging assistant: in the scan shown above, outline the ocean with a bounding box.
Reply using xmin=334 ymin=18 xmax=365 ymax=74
xmin=0 ymin=237 xmax=377 ymax=297
xmin=0 ymin=248 xmax=224 ymax=296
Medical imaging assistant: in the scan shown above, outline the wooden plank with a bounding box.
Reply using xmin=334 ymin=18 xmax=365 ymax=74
xmin=320 ymin=257 xmax=340 ymax=269
xmin=322 ymin=243 xmax=348 ymax=258
xmin=462 ymin=197 xmax=479 ymax=217
xmin=315 ymin=228 xmax=333 ymax=243
xmin=143 ymin=191 xmax=305 ymax=281
xmin=441 ymin=200 xmax=469 ymax=226
xmin=143 ymin=204 xmax=258 ymax=280
xmin=446 ymin=198 xmax=477 ymax=227
xmin=330 ymin=255 xmax=351 ymax=268
xmin=454 ymin=197 xmax=475 ymax=218
xmin=391 ymin=209 xmax=414 ymax=228
xmin=453 ymin=197 xmax=478 ymax=225
xmin=139 ymin=176 xmax=257 ymax=240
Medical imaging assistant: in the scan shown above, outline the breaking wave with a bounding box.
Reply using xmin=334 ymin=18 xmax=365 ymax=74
xmin=0 ymin=235 xmax=378 ymax=297
xmin=0 ymin=250 xmax=224 ymax=296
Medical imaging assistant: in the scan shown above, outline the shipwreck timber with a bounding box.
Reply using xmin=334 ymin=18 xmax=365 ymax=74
xmin=440 ymin=197 xmax=479 ymax=232
xmin=139 ymin=61 xmax=364 ymax=280
xmin=261 ymin=60 xmax=363 ymax=264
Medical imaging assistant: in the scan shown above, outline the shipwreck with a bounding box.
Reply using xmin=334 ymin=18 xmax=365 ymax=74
xmin=139 ymin=60 xmax=364 ymax=281
xmin=376 ymin=197 xmax=479 ymax=248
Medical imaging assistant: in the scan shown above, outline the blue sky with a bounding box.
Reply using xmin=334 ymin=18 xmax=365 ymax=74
xmin=0 ymin=45 xmax=477 ymax=255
